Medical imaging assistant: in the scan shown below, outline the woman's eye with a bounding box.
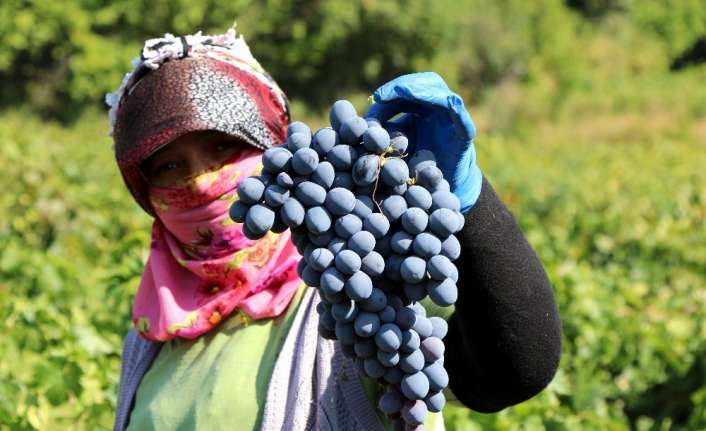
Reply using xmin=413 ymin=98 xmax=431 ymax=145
xmin=154 ymin=161 xmax=178 ymax=175
xmin=215 ymin=140 xmax=238 ymax=152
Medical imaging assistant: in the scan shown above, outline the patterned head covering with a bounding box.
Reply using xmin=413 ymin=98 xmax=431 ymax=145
xmin=106 ymin=29 xmax=290 ymax=214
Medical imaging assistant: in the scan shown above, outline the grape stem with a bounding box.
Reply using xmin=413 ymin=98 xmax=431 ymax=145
xmin=371 ymin=147 xmax=409 ymax=213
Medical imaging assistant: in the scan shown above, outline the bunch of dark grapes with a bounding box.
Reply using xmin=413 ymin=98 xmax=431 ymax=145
xmin=229 ymin=100 xmax=464 ymax=430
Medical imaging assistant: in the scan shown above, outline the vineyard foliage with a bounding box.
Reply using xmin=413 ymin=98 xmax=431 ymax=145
xmin=1 ymin=0 xmax=706 ymax=430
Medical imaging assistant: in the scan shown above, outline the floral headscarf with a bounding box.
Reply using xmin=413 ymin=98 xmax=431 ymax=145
xmin=107 ymin=29 xmax=290 ymax=215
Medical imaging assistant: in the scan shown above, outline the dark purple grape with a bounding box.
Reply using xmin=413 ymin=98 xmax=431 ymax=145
xmin=424 ymin=391 xmax=446 ymax=413
xmin=354 ymin=311 xmax=380 ymax=337
xmin=352 ymin=154 xmax=380 ymax=186
xmin=400 ymin=207 xmax=428 ymax=235
xmin=245 ymin=204 xmax=275 ymax=237
xmin=363 ymin=126 xmax=390 ymax=154
xmin=412 ymin=315 xmax=433 ymax=338
xmin=421 ymin=337 xmax=445 ymax=363
xmin=312 ymin=127 xmax=338 ymax=156
xmin=400 ymin=256 xmax=426 ymax=284
xmin=382 ymin=195 xmax=408 ymax=223
xmin=264 ymin=184 xmax=289 ymax=207
xmin=430 ymin=190 xmax=461 ymax=212
xmin=401 ymin=400 xmax=427 ymax=426
xmin=375 ymin=323 xmax=403 ymax=352
xmin=412 ymin=232 xmax=442 ymax=259
xmin=377 ymin=349 xmax=400 ymax=367
xmin=300 ymin=264 xmax=321 ymax=286
xmin=427 ymin=254 xmax=458 ymax=281
xmin=440 ymin=234 xmax=461 ymax=260
xmin=363 ymin=213 xmax=390 ymax=239
xmin=325 ymin=187 xmax=356 ymax=216
xmin=281 ymin=197 xmax=305 ymax=227
xmin=363 ymin=356 xmax=386 ymax=379
xmin=286 ymin=132 xmax=311 ymax=153
xmin=379 ymin=388 xmax=404 ymax=415
xmin=329 ymin=100 xmax=357 ymax=132
xmin=320 ymin=267 xmax=345 ymax=295
xmin=400 ymin=329 xmax=421 ymax=353
xmin=360 ymin=251 xmax=385 ymax=279
xmin=423 ymin=361 xmax=449 ymax=392
xmin=309 ymin=247 xmax=334 ymax=272
xmin=335 ymin=250 xmax=362 ymax=275
xmin=344 ymin=271 xmax=373 ymax=301
xmin=237 ymin=177 xmax=266 ymax=204
xmin=291 ymin=147 xmax=319 ymax=175
xmin=229 ymin=201 xmax=249 ymax=223
xmin=390 ymin=231 xmax=414 ymax=254
xmin=403 ymin=282 xmax=426 ymax=302
xmin=416 ymin=165 xmax=443 ymax=190
xmin=359 ymin=287 xmax=387 ymax=312
xmin=295 ymin=181 xmax=327 ymax=207
xmin=262 ymin=147 xmax=293 ymax=174
xmin=429 ymin=316 xmax=448 ymax=339
xmin=348 ymin=230 xmax=376 ymax=256
xmin=334 ymin=214 xmax=362 ymax=239
xmin=276 ymin=172 xmax=294 ymax=189
xmin=327 ymin=145 xmax=358 ymax=171
xmin=389 ymin=131 xmax=409 ymax=155
xmin=340 ymin=116 xmax=368 ymax=144
xmin=327 ymin=236 xmax=347 ymax=255
xmin=311 ymin=161 xmax=335 ymax=189
xmin=354 ymin=338 xmax=377 ymax=358
xmin=399 ymin=349 xmax=425 ymax=373
xmin=334 ymin=321 xmax=356 ymax=345
xmin=404 ymin=185 xmax=432 ymax=210
xmin=380 ymin=158 xmax=410 ymax=187
xmin=305 ymin=206 xmax=332 ymax=234
xmin=395 ymin=307 xmax=417 ymax=331
xmin=287 ymin=121 xmax=311 ymax=137
xmin=331 ymin=299 xmax=358 ymax=323
xmin=383 ymin=366 xmax=404 ymax=385
xmin=379 ymin=306 xmax=396 ymax=323
xmin=401 ymin=371 xmax=430 ymax=400
xmin=427 ymin=278 xmax=458 ymax=307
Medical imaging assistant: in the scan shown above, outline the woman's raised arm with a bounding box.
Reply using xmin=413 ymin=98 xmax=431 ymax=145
xmin=444 ymin=176 xmax=563 ymax=412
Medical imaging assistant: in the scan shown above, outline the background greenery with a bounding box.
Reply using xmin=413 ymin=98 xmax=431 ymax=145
xmin=1 ymin=0 xmax=705 ymax=429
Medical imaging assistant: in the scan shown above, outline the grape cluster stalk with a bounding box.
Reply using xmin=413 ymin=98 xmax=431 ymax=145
xmin=229 ymin=100 xmax=464 ymax=430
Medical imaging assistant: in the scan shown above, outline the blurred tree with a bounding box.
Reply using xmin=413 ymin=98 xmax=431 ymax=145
xmin=0 ymin=0 xmax=443 ymax=120
xmin=565 ymin=0 xmax=627 ymax=18
xmin=630 ymin=0 xmax=706 ymax=65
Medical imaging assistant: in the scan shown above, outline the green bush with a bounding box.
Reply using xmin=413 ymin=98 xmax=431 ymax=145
xmin=0 ymin=109 xmax=148 ymax=429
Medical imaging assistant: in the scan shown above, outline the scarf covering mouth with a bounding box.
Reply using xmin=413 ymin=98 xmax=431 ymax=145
xmin=106 ymin=29 xmax=302 ymax=341
xmin=133 ymin=150 xmax=303 ymax=342
xmin=107 ymin=29 xmax=290 ymax=215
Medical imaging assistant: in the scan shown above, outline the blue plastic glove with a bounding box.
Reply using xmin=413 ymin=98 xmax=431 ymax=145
xmin=365 ymin=72 xmax=482 ymax=214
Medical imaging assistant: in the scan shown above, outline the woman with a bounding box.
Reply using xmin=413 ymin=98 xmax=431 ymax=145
xmin=109 ymin=29 xmax=562 ymax=431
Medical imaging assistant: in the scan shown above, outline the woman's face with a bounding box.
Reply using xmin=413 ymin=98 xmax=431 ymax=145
xmin=141 ymin=130 xmax=246 ymax=187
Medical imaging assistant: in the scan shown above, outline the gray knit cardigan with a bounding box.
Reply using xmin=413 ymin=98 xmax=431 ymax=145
xmin=113 ymin=287 xmax=387 ymax=431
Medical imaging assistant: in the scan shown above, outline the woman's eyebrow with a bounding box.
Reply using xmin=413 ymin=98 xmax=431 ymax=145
xmin=203 ymin=131 xmax=230 ymax=140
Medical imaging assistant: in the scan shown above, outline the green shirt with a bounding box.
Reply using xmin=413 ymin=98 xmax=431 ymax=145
xmin=127 ymin=287 xmax=444 ymax=430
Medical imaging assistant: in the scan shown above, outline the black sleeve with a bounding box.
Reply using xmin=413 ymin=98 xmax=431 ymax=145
xmin=443 ymin=176 xmax=563 ymax=413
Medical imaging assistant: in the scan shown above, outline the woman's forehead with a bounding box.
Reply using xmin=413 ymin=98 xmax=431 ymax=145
xmin=172 ymin=130 xmax=228 ymax=145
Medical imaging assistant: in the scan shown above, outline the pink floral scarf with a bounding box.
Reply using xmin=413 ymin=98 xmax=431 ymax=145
xmin=132 ymin=148 xmax=302 ymax=341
